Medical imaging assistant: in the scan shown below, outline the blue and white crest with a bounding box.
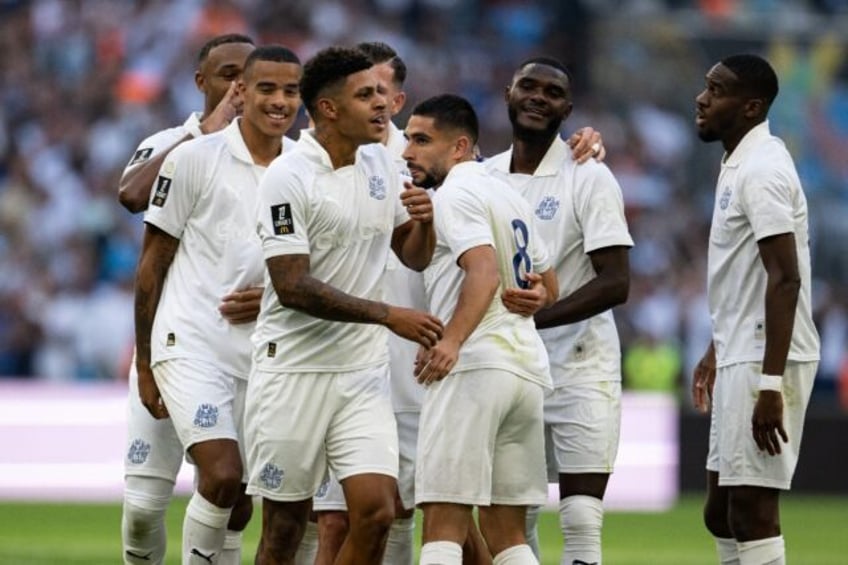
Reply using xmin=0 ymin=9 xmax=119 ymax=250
xmin=368 ymin=175 xmax=386 ymax=200
xmin=127 ymin=438 xmax=151 ymax=464
xmin=193 ymin=403 xmax=218 ymax=428
xmin=316 ymin=476 xmax=330 ymax=498
xmin=719 ymin=186 xmax=732 ymax=210
xmin=260 ymin=463 xmax=284 ymax=490
xmin=535 ymin=196 xmax=560 ymax=220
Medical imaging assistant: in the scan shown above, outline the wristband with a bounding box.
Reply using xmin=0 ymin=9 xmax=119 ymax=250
xmin=758 ymin=373 xmax=783 ymax=392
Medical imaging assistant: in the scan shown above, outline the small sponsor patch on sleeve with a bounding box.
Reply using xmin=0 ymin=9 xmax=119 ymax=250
xmin=151 ymin=175 xmax=172 ymax=207
xmin=129 ymin=147 xmax=153 ymax=166
xmin=270 ymin=203 xmax=295 ymax=235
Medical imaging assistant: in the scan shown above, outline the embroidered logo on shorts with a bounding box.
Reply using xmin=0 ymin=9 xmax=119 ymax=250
xmin=755 ymin=319 xmax=765 ymax=341
xmin=127 ymin=438 xmax=151 ymax=464
xmin=166 ymin=332 xmax=176 ymax=346
xmin=535 ymin=196 xmax=560 ymax=220
xmin=193 ymin=404 xmax=218 ymax=428
xmin=151 ymin=175 xmax=172 ymax=207
xmin=129 ymin=147 xmax=153 ymax=166
xmin=267 ymin=342 xmax=276 ymax=358
xmin=368 ymin=175 xmax=386 ymax=200
xmin=719 ymin=186 xmax=732 ymax=210
xmin=270 ymin=203 xmax=294 ymax=235
xmin=316 ymin=475 xmax=330 ymax=498
xmin=260 ymin=463 xmax=284 ymax=489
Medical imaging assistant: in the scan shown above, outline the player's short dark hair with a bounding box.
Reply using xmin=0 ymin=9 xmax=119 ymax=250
xmin=515 ymin=56 xmax=573 ymax=85
xmin=721 ymin=54 xmax=779 ymax=108
xmin=244 ymin=45 xmax=301 ymax=77
xmin=356 ymin=41 xmax=407 ymax=87
xmin=197 ymin=33 xmax=254 ymax=64
xmin=411 ymin=94 xmax=479 ymax=145
xmin=300 ymin=46 xmax=373 ymax=116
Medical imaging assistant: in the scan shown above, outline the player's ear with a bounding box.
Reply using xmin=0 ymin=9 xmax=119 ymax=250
xmin=392 ymin=91 xmax=407 ymax=115
xmin=744 ymin=98 xmax=765 ymax=120
xmin=504 ymin=84 xmax=512 ymax=103
xmin=317 ymin=97 xmax=337 ymax=120
xmin=454 ymin=135 xmax=471 ymax=160
xmin=195 ymin=70 xmax=206 ymax=94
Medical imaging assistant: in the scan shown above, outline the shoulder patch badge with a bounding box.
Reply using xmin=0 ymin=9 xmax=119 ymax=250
xmin=270 ymin=204 xmax=294 ymax=235
xmin=129 ymin=147 xmax=153 ymax=166
xmin=151 ymin=175 xmax=172 ymax=207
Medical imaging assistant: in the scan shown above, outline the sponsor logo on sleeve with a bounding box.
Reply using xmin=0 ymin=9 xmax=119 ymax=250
xmin=270 ymin=203 xmax=295 ymax=235
xmin=151 ymin=175 xmax=172 ymax=207
xmin=129 ymin=147 xmax=153 ymax=166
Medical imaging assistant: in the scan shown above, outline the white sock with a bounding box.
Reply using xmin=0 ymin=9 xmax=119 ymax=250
xmin=217 ymin=530 xmax=242 ymax=565
xmin=737 ymin=536 xmax=785 ymax=565
xmin=420 ymin=541 xmax=462 ymax=565
xmin=122 ymin=477 xmax=173 ymax=564
xmin=524 ymin=505 xmax=541 ymax=561
xmin=559 ymin=495 xmax=603 ymax=565
xmin=383 ymin=516 xmax=414 ymax=565
xmin=716 ymin=537 xmax=740 ymax=565
xmin=294 ymin=520 xmax=319 ymax=565
xmin=183 ymin=492 xmax=232 ymax=564
xmin=493 ymin=544 xmax=538 ymax=565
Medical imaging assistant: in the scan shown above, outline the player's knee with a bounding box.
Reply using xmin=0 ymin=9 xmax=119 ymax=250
xmin=728 ymin=500 xmax=779 ymax=540
xmin=559 ymin=495 xmax=603 ymax=536
xmin=198 ymin=461 xmax=243 ymax=507
xmin=123 ymin=478 xmax=172 ymax=535
xmin=349 ymin=497 xmax=395 ymax=539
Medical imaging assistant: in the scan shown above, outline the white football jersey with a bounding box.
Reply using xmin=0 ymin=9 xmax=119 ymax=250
xmin=425 ymin=160 xmax=552 ymax=388
xmin=254 ymin=131 xmax=409 ymax=372
xmin=121 ymin=113 xmax=202 ymax=178
xmin=487 ymin=136 xmax=633 ymax=386
xmin=707 ymin=121 xmax=819 ymax=367
xmin=144 ymin=119 xmax=296 ymax=378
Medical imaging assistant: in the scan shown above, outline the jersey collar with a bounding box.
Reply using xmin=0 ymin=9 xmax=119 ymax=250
xmin=722 ymin=120 xmax=771 ymax=168
xmin=223 ymin=118 xmax=256 ymax=165
xmin=491 ymin=135 xmax=569 ymax=177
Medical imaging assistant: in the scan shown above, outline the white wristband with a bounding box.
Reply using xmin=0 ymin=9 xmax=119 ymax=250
xmin=758 ymin=374 xmax=783 ymax=392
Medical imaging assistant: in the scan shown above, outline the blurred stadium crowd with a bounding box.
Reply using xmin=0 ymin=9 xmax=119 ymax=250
xmin=0 ymin=0 xmax=846 ymax=411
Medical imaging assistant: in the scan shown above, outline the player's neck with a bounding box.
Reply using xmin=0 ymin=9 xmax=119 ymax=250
xmin=313 ymin=125 xmax=358 ymax=169
xmin=510 ymin=134 xmax=555 ymax=175
xmin=238 ymin=119 xmax=282 ymax=167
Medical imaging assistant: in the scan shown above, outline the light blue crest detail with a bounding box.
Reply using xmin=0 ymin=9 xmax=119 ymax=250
xmin=260 ymin=463 xmax=284 ymax=490
xmin=127 ymin=438 xmax=151 ymax=464
xmin=719 ymin=186 xmax=732 ymax=210
xmin=193 ymin=403 xmax=218 ymax=428
xmin=535 ymin=196 xmax=560 ymax=220
xmin=369 ymin=175 xmax=386 ymax=200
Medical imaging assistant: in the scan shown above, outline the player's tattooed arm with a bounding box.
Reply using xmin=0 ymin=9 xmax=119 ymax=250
xmin=134 ymin=225 xmax=179 ymax=418
xmin=266 ymin=254 xmax=443 ymax=347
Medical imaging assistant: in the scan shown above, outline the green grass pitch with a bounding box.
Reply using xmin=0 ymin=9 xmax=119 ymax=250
xmin=0 ymin=495 xmax=844 ymax=564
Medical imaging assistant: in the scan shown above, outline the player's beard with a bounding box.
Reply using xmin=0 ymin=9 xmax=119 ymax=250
xmin=508 ymin=104 xmax=563 ymax=143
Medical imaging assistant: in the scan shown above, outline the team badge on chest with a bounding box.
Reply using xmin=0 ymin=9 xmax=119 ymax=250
xmin=368 ymin=175 xmax=386 ymax=200
xmin=535 ymin=196 xmax=560 ymax=220
xmin=719 ymin=186 xmax=732 ymax=210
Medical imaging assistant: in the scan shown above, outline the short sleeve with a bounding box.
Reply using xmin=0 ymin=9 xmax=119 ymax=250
xmin=257 ymin=156 xmax=311 ymax=259
xmin=574 ymin=163 xmax=634 ymax=253
xmin=739 ymin=164 xmax=795 ymax=241
xmin=143 ymin=143 xmax=203 ymax=239
xmin=435 ymin=186 xmax=493 ymax=265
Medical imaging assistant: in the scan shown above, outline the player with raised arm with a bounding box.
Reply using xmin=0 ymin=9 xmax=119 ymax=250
xmin=246 ymin=46 xmax=443 ymax=564
xmin=119 ymin=33 xmax=255 ymax=565
xmin=403 ymin=94 xmax=557 ymax=565
xmin=491 ymin=57 xmax=633 ymax=565
xmin=692 ymin=53 xmax=819 ymax=565
xmin=134 ymin=45 xmax=302 ymax=564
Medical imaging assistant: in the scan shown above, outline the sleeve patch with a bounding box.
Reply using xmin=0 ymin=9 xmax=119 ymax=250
xmin=270 ymin=203 xmax=295 ymax=235
xmin=151 ymin=175 xmax=172 ymax=207
xmin=129 ymin=147 xmax=153 ymax=165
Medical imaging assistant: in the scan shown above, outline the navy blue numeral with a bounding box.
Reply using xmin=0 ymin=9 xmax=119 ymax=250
xmin=511 ymin=219 xmax=531 ymax=289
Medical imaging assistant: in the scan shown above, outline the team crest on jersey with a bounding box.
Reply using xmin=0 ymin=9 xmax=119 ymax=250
xmin=719 ymin=186 xmax=732 ymax=210
xmin=368 ymin=175 xmax=386 ymax=200
xmin=129 ymin=147 xmax=153 ymax=166
xmin=260 ymin=463 xmax=284 ymax=490
xmin=193 ymin=403 xmax=218 ymax=428
xmin=127 ymin=438 xmax=151 ymax=464
xmin=270 ymin=203 xmax=294 ymax=235
xmin=151 ymin=175 xmax=172 ymax=207
xmin=535 ymin=196 xmax=560 ymax=220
